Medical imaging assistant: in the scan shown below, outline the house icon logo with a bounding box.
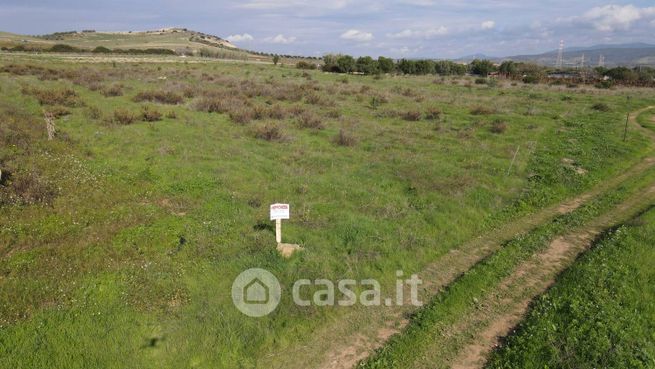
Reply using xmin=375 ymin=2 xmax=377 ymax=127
xmin=232 ymin=268 xmax=281 ymax=317
xmin=244 ymin=278 xmax=269 ymax=304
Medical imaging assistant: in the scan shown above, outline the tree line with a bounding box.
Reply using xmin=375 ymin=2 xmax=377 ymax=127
xmin=303 ymin=54 xmax=655 ymax=87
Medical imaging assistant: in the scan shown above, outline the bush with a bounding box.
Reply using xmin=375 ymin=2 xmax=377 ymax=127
xmin=425 ymin=107 xmax=441 ymax=120
xmin=141 ymin=106 xmax=162 ymax=122
xmin=470 ymin=106 xmax=496 ymax=115
xmin=112 ymin=109 xmax=137 ymax=125
xmin=133 ymin=90 xmax=183 ymax=104
xmin=591 ymin=103 xmax=611 ymax=112
xmin=296 ymin=61 xmax=317 ymax=70
xmin=85 ymin=105 xmax=102 ymax=120
xmin=474 ymin=78 xmax=486 ymax=85
xmin=102 ymin=84 xmax=123 ymax=97
xmin=490 ymin=119 xmax=507 ymax=134
xmin=48 ymin=44 xmax=80 ymax=53
xmin=45 ymin=106 xmax=71 ymax=118
xmin=23 ymin=87 xmax=81 ymax=107
xmin=229 ymin=108 xmax=254 ymax=124
xmin=595 ymin=80 xmax=614 ymax=89
xmin=333 ymin=129 xmax=356 ymax=146
xmin=253 ymin=123 xmax=284 ymax=141
xmin=297 ymin=111 xmax=324 ymax=129
xmin=402 ymin=110 xmax=422 ymax=121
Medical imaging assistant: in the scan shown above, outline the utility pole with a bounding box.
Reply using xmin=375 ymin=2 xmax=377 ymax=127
xmin=556 ymin=40 xmax=564 ymax=69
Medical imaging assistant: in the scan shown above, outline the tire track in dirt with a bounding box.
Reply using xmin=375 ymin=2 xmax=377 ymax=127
xmin=448 ymin=181 xmax=655 ymax=369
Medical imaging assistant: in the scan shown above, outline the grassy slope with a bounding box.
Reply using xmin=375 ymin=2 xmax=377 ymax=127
xmin=0 ymin=54 xmax=654 ymax=368
xmin=0 ymin=30 xmax=260 ymax=62
xmin=486 ymin=207 xmax=655 ymax=369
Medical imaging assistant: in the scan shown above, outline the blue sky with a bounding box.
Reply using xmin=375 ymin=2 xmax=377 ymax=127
xmin=1 ymin=1 xmax=654 ymax=58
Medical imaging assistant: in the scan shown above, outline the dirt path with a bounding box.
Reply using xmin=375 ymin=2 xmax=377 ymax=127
xmin=448 ymin=182 xmax=655 ymax=369
xmin=266 ymin=106 xmax=655 ymax=369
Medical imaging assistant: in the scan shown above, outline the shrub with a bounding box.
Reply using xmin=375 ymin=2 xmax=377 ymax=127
xmin=595 ymin=80 xmax=614 ymax=89
xmin=86 ymin=105 xmax=102 ymax=120
xmin=470 ymin=106 xmax=496 ymax=115
xmin=133 ymin=90 xmax=183 ymax=104
xmin=229 ymin=107 xmax=254 ymax=124
xmin=490 ymin=119 xmax=507 ymax=134
xmin=112 ymin=109 xmax=137 ymax=125
xmin=333 ymin=129 xmax=356 ymax=146
xmin=23 ymin=87 xmax=81 ymax=107
xmin=297 ymin=111 xmax=324 ymax=129
xmin=296 ymin=61 xmax=317 ymax=70
xmin=102 ymin=84 xmax=123 ymax=97
xmin=425 ymin=107 xmax=442 ymax=120
xmin=194 ymin=96 xmax=224 ymax=113
xmin=474 ymin=78 xmax=486 ymax=84
xmin=253 ymin=122 xmax=284 ymax=141
xmin=141 ymin=106 xmax=162 ymax=122
xmin=402 ymin=110 xmax=422 ymax=121
xmin=46 ymin=106 xmax=71 ymax=118
xmin=591 ymin=103 xmax=611 ymax=112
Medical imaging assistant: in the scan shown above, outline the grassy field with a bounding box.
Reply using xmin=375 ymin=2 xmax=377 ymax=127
xmin=0 ymin=52 xmax=654 ymax=368
xmin=486 ymin=207 xmax=655 ymax=369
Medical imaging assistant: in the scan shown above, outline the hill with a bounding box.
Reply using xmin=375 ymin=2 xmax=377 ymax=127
xmin=0 ymin=28 xmax=236 ymax=51
xmin=498 ymin=43 xmax=655 ymax=67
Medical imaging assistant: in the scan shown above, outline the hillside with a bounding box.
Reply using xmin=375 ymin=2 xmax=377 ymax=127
xmin=0 ymin=28 xmax=236 ymax=51
xmin=500 ymin=43 xmax=655 ymax=67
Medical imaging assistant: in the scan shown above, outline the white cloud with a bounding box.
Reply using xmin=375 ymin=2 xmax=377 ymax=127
xmin=481 ymin=20 xmax=495 ymax=30
xmin=264 ymin=34 xmax=297 ymax=44
xmin=340 ymin=29 xmax=373 ymax=42
xmin=226 ymin=33 xmax=254 ymax=42
xmin=579 ymin=4 xmax=655 ymax=31
xmin=387 ymin=26 xmax=448 ymax=39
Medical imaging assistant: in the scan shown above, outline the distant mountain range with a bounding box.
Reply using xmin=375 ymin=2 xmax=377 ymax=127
xmin=457 ymin=43 xmax=655 ymax=67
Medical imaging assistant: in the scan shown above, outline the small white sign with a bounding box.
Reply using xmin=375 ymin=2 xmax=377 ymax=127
xmin=270 ymin=203 xmax=290 ymax=220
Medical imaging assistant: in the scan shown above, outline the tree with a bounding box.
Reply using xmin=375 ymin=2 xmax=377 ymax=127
xmin=469 ymin=59 xmax=496 ymax=77
xmin=415 ymin=60 xmax=435 ymax=75
xmin=498 ymin=61 xmax=518 ymax=77
xmin=397 ymin=59 xmax=417 ymax=75
xmin=336 ymin=55 xmax=355 ymax=73
xmin=272 ymin=55 xmax=280 ymax=65
xmin=377 ymin=56 xmax=395 ymax=74
xmin=356 ymin=56 xmax=379 ymax=74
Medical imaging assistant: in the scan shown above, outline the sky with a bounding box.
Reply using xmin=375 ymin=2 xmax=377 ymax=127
xmin=1 ymin=1 xmax=655 ymax=58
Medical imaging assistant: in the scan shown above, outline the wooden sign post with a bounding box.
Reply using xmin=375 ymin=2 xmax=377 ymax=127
xmin=270 ymin=203 xmax=290 ymax=244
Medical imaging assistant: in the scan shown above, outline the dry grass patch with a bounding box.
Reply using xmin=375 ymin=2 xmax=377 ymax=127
xmin=133 ymin=90 xmax=183 ymax=104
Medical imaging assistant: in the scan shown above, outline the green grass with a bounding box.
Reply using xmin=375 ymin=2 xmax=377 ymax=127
xmin=0 ymin=54 xmax=654 ymax=368
xmin=357 ymin=161 xmax=655 ymax=369
xmin=486 ymin=207 xmax=655 ymax=369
